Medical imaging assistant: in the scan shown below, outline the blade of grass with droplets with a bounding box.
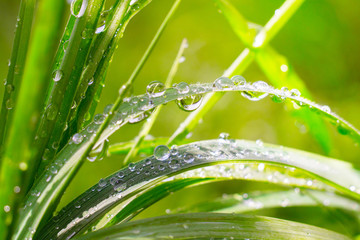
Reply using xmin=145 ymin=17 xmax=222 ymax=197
xmin=175 ymin=189 xmax=360 ymax=215
xmin=0 ymin=0 xmax=66 ymax=238
xmin=103 ymin=182 xmax=360 ymax=228
xmin=36 ymin=138 xmax=360 ymax=239
xmin=42 ymin=0 xmax=108 ymax=163
xmin=214 ymin=0 xmax=332 ymax=152
xmin=76 ymin=213 xmax=351 ymax=240
xmin=0 ymin=0 xmax=36 ymax=149
xmin=75 ymin=0 xmax=153 ymax=130
xmin=168 ymin=0 xmax=304 ymax=146
xmin=16 ymin=80 xmax=360 ymax=239
xmin=33 ymin=0 xmax=107 ymax=175
xmin=124 ymin=38 xmax=188 ymax=165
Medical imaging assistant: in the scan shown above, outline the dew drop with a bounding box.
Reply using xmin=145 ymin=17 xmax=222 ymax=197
xmin=168 ymin=159 xmax=180 ymax=169
xmin=5 ymin=99 xmax=14 ymax=109
xmin=176 ymin=82 xmax=190 ymax=94
xmin=184 ymin=153 xmax=195 ymax=163
xmin=231 ymin=75 xmax=246 ymax=86
xmin=128 ymin=163 xmax=136 ymax=171
xmin=72 ymin=133 xmax=84 ymax=144
xmin=46 ymin=104 xmax=58 ymax=121
xmin=321 ymin=105 xmax=331 ymax=113
xmin=52 ymin=70 xmax=63 ymax=82
xmin=98 ymin=178 xmax=107 ymax=187
xmin=241 ymin=81 xmax=269 ymax=101
xmin=280 ymin=64 xmax=288 ymax=72
xmin=3 ymin=205 xmax=10 ymax=213
xmin=94 ymin=113 xmax=105 ymax=124
xmin=146 ymin=81 xmax=165 ymax=97
xmin=6 ymin=84 xmax=14 ymax=93
xmin=154 ymin=145 xmax=170 ymax=161
xmin=290 ymin=88 xmax=301 ymax=97
xmin=71 ymin=0 xmax=88 ymax=18
xmin=176 ymin=94 xmax=203 ymax=112
xmin=213 ymin=77 xmax=234 ymax=89
xmin=218 ymin=132 xmax=229 ymax=141
xmin=178 ymin=56 xmax=186 ymax=63
xmin=170 ymin=145 xmax=178 ymax=156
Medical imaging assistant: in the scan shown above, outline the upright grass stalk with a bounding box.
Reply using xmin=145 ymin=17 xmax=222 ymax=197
xmin=0 ymin=0 xmax=66 ymax=238
xmin=75 ymin=0 xmax=153 ymax=130
xmin=168 ymin=0 xmax=305 ymax=145
xmin=124 ymin=38 xmax=187 ymax=165
xmin=0 ymin=0 xmax=36 ymax=151
xmin=33 ymin=0 xmax=106 ymax=174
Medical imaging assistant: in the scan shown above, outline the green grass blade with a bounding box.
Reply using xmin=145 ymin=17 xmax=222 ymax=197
xmin=108 ymin=137 xmax=171 ymax=155
xmin=0 ymin=0 xmax=66 ymax=238
xmin=36 ymin=137 xmax=360 ymax=239
xmin=42 ymin=0 xmax=106 ymax=162
xmin=33 ymin=0 xmax=106 ymax=173
xmin=0 ymin=0 xmax=36 ymax=149
xmin=252 ymin=0 xmax=305 ymax=48
xmin=76 ymin=0 xmax=153 ymax=129
xmin=124 ymin=38 xmax=187 ymax=165
xmin=176 ymin=189 xmax=360 ymax=215
xmin=168 ymin=0 xmax=303 ymax=147
xmin=77 ymin=214 xmax=351 ymax=239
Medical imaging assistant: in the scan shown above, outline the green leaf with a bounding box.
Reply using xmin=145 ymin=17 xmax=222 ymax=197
xmin=0 ymin=0 xmax=66 ymax=238
xmin=76 ymin=213 xmax=350 ymax=240
xmin=175 ymin=189 xmax=360 ymax=215
xmin=36 ymin=138 xmax=359 ymax=239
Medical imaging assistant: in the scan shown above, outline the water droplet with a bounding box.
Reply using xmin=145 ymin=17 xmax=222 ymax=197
xmin=6 ymin=84 xmax=14 ymax=93
xmin=179 ymin=56 xmax=186 ymax=63
xmin=321 ymin=105 xmax=331 ymax=113
xmin=104 ymin=104 xmax=113 ymax=115
xmin=52 ymin=70 xmax=63 ymax=82
xmin=281 ymin=198 xmax=289 ymax=207
xmin=350 ymin=185 xmax=356 ymax=192
xmin=231 ymin=75 xmax=246 ymax=86
xmin=255 ymin=139 xmax=263 ymax=147
xmin=176 ymin=82 xmax=190 ymax=94
xmin=3 ymin=205 xmax=10 ymax=213
xmin=176 ymin=94 xmax=203 ymax=112
xmin=218 ymin=132 xmax=229 ymax=140
xmin=6 ymin=99 xmax=14 ymax=109
xmin=170 ymin=145 xmax=178 ymax=156
xmin=213 ymin=77 xmax=234 ymax=89
xmin=154 ymin=145 xmax=170 ymax=161
xmin=168 ymin=159 xmax=180 ymax=169
xmin=72 ymin=133 xmax=84 ymax=144
xmin=146 ymin=81 xmax=165 ymax=97
xmin=241 ymin=81 xmax=269 ymax=101
xmin=128 ymin=163 xmax=136 ymax=171
xmin=98 ymin=178 xmax=107 ymax=187
xmin=46 ymin=104 xmax=58 ymax=121
xmin=290 ymin=89 xmax=301 ymax=97
xmin=19 ymin=162 xmax=28 ymax=171
xmin=94 ymin=114 xmax=105 ymax=124
xmin=88 ymin=77 xmax=94 ymax=85
xmin=14 ymin=186 xmax=21 ymax=193
xmin=184 ymin=153 xmax=194 ymax=163
xmin=71 ymin=0 xmax=88 ymax=18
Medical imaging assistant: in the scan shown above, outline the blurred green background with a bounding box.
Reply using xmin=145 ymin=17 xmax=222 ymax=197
xmin=0 ymin=0 xmax=359 ymax=235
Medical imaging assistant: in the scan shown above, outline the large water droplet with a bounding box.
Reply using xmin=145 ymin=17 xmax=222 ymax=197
xmin=52 ymin=70 xmax=63 ymax=82
xmin=94 ymin=114 xmax=105 ymax=124
xmin=213 ymin=77 xmax=234 ymax=89
xmin=184 ymin=153 xmax=195 ymax=163
xmin=146 ymin=81 xmax=165 ymax=97
xmin=71 ymin=0 xmax=88 ymax=18
xmin=72 ymin=133 xmax=84 ymax=144
xmin=321 ymin=105 xmax=331 ymax=113
xmin=176 ymin=94 xmax=203 ymax=112
xmin=154 ymin=145 xmax=170 ymax=161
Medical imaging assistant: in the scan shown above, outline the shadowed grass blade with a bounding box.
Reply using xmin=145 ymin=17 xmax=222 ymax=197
xmin=78 ymin=213 xmax=350 ymax=240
